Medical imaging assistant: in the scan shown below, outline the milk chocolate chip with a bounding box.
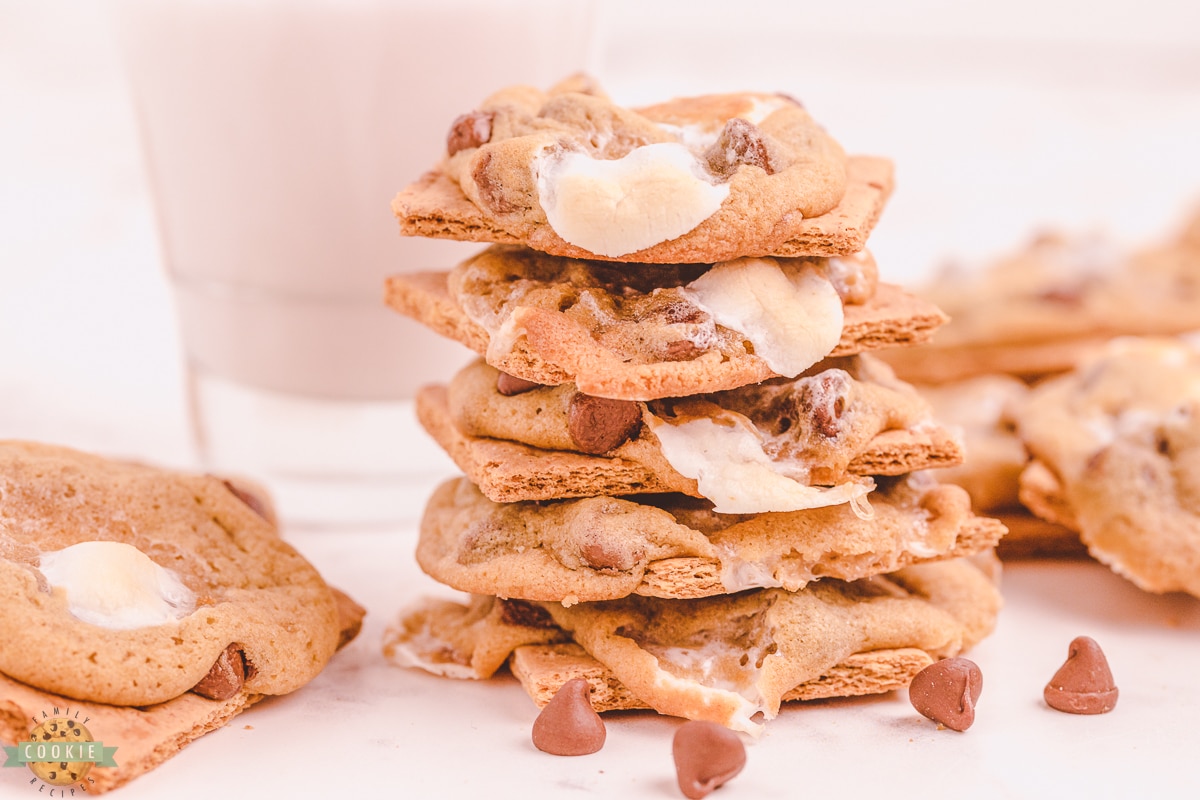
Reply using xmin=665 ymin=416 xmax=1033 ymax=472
xmin=331 ymin=587 xmax=366 ymax=651
xmin=496 ymin=371 xmax=543 ymax=396
xmin=499 ymin=598 xmax=561 ymax=630
xmin=909 ymin=657 xmax=983 ymax=732
xmin=219 ymin=478 xmax=272 ymax=524
xmin=581 ymin=535 xmax=643 ymax=572
xmin=471 ymin=151 xmax=521 ymax=214
xmin=704 ymin=118 xmax=775 ymax=178
xmin=191 ymin=643 xmax=248 ymax=701
xmin=1044 ymin=636 xmax=1118 ymax=714
xmin=672 ymin=720 xmax=746 ymax=799
xmin=797 ymin=370 xmax=851 ymax=438
xmin=447 ymin=110 xmax=493 ymax=156
xmin=531 ymin=678 xmax=606 ymax=756
xmin=568 ymin=393 xmax=642 ymax=454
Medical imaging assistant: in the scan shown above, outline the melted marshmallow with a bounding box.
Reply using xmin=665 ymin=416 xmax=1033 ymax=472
xmin=647 ymin=410 xmax=873 ymax=514
xmin=38 ymin=541 xmax=195 ymax=630
xmin=683 ymin=258 xmax=844 ymax=378
xmin=536 ymin=143 xmax=729 ymax=257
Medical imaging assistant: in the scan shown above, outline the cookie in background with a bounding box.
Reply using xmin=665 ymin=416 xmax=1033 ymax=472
xmin=881 ymin=206 xmax=1200 ymax=385
xmin=917 ymin=375 xmax=1085 ymax=560
xmin=1016 ymin=335 xmax=1200 ymax=597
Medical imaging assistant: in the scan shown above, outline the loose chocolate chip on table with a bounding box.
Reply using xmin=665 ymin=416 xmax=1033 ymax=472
xmin=672 ymin=720 xmax=746 ymax=799
xmin=567 ymin=393 xmax=642 ymax=454
xmin=909 ymin=657 xmax=983 ymax=732
xmin=531 ymin=678 xmax=606 ymax=756
xmin=1044 ymin=635 xmax=1118 ymax=714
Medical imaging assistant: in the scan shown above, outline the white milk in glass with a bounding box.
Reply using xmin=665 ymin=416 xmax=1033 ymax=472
xmin=112 ymin=0 xmax=594 ymax=526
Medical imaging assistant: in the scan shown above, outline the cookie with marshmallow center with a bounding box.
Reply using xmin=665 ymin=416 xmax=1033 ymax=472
xmin=394 ymin=76 xmax=888 ymax=263
xmin=0 ymin=441 xmax=347 ymax=707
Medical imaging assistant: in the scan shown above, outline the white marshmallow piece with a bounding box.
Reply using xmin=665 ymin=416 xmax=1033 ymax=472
xmin=38 ymin=541 xmax=196 ymax=630
xmin=684 ymin=257 xmax=844 ymax=378
xmin=647 ymin=411 xmax=873 ymax=514
xmin=536 ymin=142 xmax=729 ymax=258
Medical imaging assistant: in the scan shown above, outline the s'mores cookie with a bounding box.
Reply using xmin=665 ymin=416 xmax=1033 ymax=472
xmin=416 ymin=476 xmax=1005 ymax=603
xmin=393 ymin=75 xmax=892 ymax=263
xmin=419 ymin=355 xmax=964 ymax=505
xmin=383 ymin=75 xmax=1003 ymax=739
xmin=1015 ymin=336 xmax=1200 ymax=595
xmin=0 ymin=441 xmax=363 ymax=792
xmin=385 ymin=558 xmax=1001 ymax=735
xmin=883 ymin=213 xmax=1200 ymax=385
xmin=918 ymin=375 xmax=1084 ymax=559
xmin=385 ymin=245 xmax=948 ymax=400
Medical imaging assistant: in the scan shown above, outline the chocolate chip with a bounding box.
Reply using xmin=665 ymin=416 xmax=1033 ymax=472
xmin=331 ymin=587 xmax=366 ymax=651
xmin=672 ymin=720 xmax=746 ymax=799
xmin=220 ymin=479 xmax=271 ymax=523
xmin=581 ymin=536 xmax=643 ymax=572
xmin=496 ymin=371 xmax=543 ymax=396
xmin=567 ymin=393 xmax=642 ymax=454
xmin=499 ymin=598 xmax=560 ymax=630
xmin=797 ymin=370 xmax=851 ymax=438
xmin=704 ymin=118 xmax=775 ymax=178
xmin=1036 ymin=284 xmax=1086 ymax=306
xmin=446 ymin=110 xmax=493 ymax=156
xmin=654 ymin=299 xmax=706 ymax=325
xmin=471 ymin=151 xmax=520 ymax=214
xmin=776 ymin=92 xmax=805 ymax=108
xmin=663 ymin=340 xmax=701 ymax=362
xmin=531 ymin=678 xmax=606 ymax=756
xmin=909 ymin=657 xmax=983 ymax=732
xmin=191 ymin=643 xmax=247 ymax=701
xmin=1044 ymin=636 xmax=1118 ymax=714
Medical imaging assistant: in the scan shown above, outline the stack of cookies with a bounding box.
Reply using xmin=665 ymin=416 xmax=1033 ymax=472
xmin=381 ymin=76 xmax=1005 ymax=734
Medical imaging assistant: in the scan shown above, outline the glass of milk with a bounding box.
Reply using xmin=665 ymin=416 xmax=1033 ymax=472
xmin=110 ymin=0 xmax=596 ymax=528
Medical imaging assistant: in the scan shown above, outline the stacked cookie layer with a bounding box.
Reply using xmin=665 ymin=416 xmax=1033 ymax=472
xmin=383 ymin=77 xmax=1004 ymax=734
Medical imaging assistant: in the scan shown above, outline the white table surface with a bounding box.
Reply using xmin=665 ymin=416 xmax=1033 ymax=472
xmin=3 ymin=2 xmax=1200 ymax=797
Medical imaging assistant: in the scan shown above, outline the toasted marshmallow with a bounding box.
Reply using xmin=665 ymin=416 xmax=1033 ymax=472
xmin=646 ymin=410 xmax=873 ymax=514
xmin=683 ymin=258 xmax=844 ymax=378
xmin=536 ymin=142 xmax=729 ymax=258
xmin=38 ymin=541 xmax=196 ymax=630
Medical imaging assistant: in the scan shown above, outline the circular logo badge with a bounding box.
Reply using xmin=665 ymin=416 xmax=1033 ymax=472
xmin=24 ymin=718 xmax=94 ymax=786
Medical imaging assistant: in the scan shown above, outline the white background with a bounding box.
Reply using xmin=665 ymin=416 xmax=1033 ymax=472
xmin=3 ymin=2 xmax=1200 ymax=798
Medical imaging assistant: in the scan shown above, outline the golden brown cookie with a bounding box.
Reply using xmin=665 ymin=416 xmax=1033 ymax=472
xmin=382 ymin=595 xmax=568 ymax=681
xmin=0 ymin=578 xmax=363 ymax=794
xmin=510 ymin=643 xmax=935 ymax=712
xmin=1015 ymin=337 xmax=1200 ymax=593
xmin=901 ymin=373 xmax=1104 ymax=560
xmin=882 ymin=222 xmax=1200 ymax=385
xmin=0 ymin=672 xmax=260 ymax=794
xmin=917 ymin=374 xmax=1031 ymax=513
xmin=0 ymin=441 xmax=346 ymax=706
xmin=414 ymin=476 xmax=1006 ymax=603
xmin=392 ymin=76 xmax=893 ymax=263
xmin=420 ymin=357 xmax=964 ymax=505
xmin=991 ymin=512 xmax=1086 ymax=560
xmin=383 ymin=558 xmax=1001 ymax=734
xmin=384 ymin=259 xmax=948 ymax=401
